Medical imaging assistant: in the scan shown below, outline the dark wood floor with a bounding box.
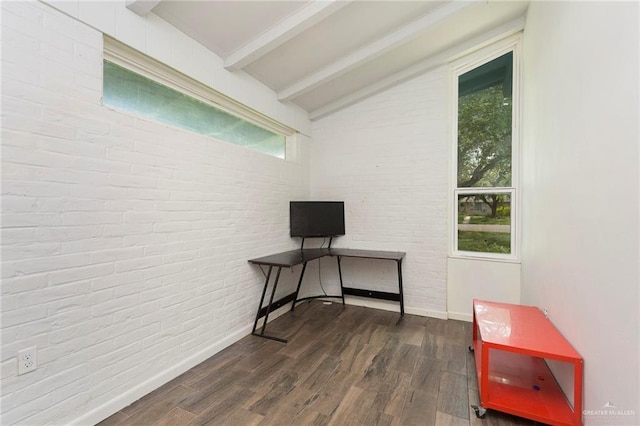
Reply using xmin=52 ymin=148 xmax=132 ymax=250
xmin=98 ymin=301 xmax=537 ymax=426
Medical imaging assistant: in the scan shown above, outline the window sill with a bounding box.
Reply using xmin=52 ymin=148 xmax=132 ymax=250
xmin=448 ymin=253 xmax=521 ymax=264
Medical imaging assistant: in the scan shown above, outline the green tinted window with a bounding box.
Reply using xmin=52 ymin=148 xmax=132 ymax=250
xmin=103 ymin=61 xmax=285 ymax=159
xmin=457 ymin=52 xmax=512 ymax=187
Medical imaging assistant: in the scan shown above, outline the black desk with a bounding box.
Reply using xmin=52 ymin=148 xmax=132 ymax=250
xmin=248 ymin=248 xmax=405 ymax=342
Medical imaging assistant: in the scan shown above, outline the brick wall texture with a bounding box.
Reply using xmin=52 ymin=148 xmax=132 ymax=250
xmin=1 ymin=2 xmax=308 ymax=424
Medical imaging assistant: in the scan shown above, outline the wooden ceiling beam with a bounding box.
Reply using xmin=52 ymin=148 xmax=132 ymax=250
xmin=224 ymin=0 xmax=350 ymax=72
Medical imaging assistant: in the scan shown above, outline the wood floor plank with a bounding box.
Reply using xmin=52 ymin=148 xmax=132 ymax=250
xmin=386 ymin=341 xmax=422 ymax=375
xmin=234 ymin=343 xmax=290 ymax=374
xmin=329 ymin=382 xmax=393 ymax=426
xmin=180 ymin=346 xmax=250 ymax=388
xmin=118 ymin=385 xmax=194 ymax=426
xmin=300 ymin=355 xmax=342 ymax=393
xmin=397 ymin=322 xmax=426 ymax=347
xmin=436 ymin=411 xmax=470 ymax=426
xmin=400 ymin=388 xmax=438 ymax=425
xmin=234 ymin=353 xmax=291 ymax=390
xmin=338 ymin=342 xmax=378 ymax=378
xmin=187 ymin=365 xmax=251 ymax=395
xmin=325 ymin=384 xmax=361 ymax=421
xmin=280 ymin=340 xmax=327 ymax=379
xmin=186 ymin=386 xmax=255 ymax=426
xmin=280 ymin=410 xmax=330 ymax=426
xmin=119 ymin=376 xmax=185 ymax=416
xmin=153 ymin=407 xmax=195 ymax=426
xmin=305 ymin=371 xmax=359 ymax=417
xmin=411 ymin=356 xmax=445 ymax=393
xmin=422 ymin=333 xmax=442 ymax=359
xmin=253 ymin=386 xmax=317 ymax=424
xmin=180 ymin=372 xmax=253 ymax=415
xmin=214 ymin=407 xmax=264 ymax=426
xmin=320 ymin=328 xmax=353 ymax=358
xmin=356 ymin=342 xmax=394 ymax=391
xmin=439 ymin=341 xmax=467 ymax=375
xmin=425 ymin=316 xmax=447 ymax=337
xmin=277 ymin=330 xmax=323 ymax=359
xmin=375 ymin=370 xmax=412 ymax=420
xmin=335 ymin=335 xmax=365 ymax=366
xmin=444 ymin=319 xmax=468 ymax=345
xmin=437 ymin=372 xmax=469 ymax=419
xmin=246 ymin=370 xmax=299 ymax=416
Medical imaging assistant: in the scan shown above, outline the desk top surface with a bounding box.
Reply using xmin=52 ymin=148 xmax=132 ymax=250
xmin=249 ymin=248 xmax=405 ymax=267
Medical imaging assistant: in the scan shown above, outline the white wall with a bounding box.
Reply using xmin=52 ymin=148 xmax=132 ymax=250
xmin=446 ymin=258 xmax=520 ymax=321
xmin=522 ymin=1 xmax=639 ymax=422
xmin=309 ymin=67 xmax=450 ymax=318
xmin=0 ymin=2 xmax=310 ymax=424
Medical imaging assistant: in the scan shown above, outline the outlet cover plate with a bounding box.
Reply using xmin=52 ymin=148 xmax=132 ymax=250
xmin=18 ymin=346 xmax=37 ymax=375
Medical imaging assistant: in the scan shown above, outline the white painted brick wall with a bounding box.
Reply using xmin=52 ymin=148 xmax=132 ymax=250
xmin=309 ymin=69 xmax=450 ymax=316
xmin=1 ymin=2 xmax=309 ymax=424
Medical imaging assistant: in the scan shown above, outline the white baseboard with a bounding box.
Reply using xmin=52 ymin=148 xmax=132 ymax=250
xmin=447 ymin=311 xmax=473 ymax=322
xmin=344 ymin=296 xmax=448 ymax=320
xmin=344 ymin=296 xmax=400 ymax=312
xmin=408 ymin=307 xmax=449 ymax=320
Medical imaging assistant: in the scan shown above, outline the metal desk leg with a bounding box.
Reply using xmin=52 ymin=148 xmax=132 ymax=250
xmin=336 ymin=256 xmax=345 ymax=305
xmin=252 ymin=266 xmax=272 ymax=335
xmin=291 ymin=262 xmax=308 ymax=311
xmin=261 ymin=267 xmax=281 ymax=334
xmin=397 ymin=258 xmax=404 ymax=316
xmin=252 ymin=266 xmax=288 ymax=343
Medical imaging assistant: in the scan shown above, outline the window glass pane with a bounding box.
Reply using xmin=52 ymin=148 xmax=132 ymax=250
xmin=457 ymin=52 xmax=512 ymax=187
xmin=457 ymin=193 xmax=511 ymax=254
xmin=103 ymin=61 xmax=286 ymax=159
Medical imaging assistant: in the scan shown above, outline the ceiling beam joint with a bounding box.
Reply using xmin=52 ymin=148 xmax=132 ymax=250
xmin=126 ymin=0 xmax=162 ymax=16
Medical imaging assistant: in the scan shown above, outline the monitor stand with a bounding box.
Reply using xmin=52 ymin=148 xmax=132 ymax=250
xmin=300 ymin=237 xmax=334 ymax=250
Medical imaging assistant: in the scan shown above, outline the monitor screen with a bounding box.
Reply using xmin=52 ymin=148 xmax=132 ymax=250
xmin=290 ymin=201 xmax=345 ymax=238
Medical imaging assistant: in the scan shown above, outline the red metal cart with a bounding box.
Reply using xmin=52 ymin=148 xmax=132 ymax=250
xmin=471 ymin=299 xmax=583 ymax=425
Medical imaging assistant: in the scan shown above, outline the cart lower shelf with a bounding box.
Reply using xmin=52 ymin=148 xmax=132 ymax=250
xmin=473 ymin=341 xmax=576 ymax=425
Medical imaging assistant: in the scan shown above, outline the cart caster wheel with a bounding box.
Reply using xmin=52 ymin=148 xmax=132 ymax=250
xmin=471 ymin=405 xmax=487 ymax=419
xmin=468 ymin=345 xmax=474 ymax=352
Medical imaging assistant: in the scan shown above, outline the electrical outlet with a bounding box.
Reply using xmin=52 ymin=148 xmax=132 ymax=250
xmin=17 ymin=346 xmax=37 ymax=375
xmin=543 ymin=308 xmax=549 ymax=319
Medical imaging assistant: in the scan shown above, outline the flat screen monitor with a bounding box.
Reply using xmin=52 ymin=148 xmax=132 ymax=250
xmin=290 ymin=201 xmax=345 ymax=238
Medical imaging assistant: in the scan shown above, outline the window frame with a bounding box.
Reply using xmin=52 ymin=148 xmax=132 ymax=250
xmin=102 ymin=36 xmax=295 ymax=159
xmin=450 ymin=34 xmax=522 ymax=261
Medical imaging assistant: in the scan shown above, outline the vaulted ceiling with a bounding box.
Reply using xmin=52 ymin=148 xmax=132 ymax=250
xmin=129 ymin=1 xmax=529 ymax=120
